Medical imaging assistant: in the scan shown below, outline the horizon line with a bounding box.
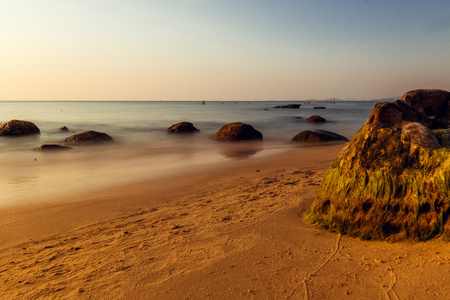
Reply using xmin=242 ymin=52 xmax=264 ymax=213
xmin=0 ymin=97 xmax=399 ymax=102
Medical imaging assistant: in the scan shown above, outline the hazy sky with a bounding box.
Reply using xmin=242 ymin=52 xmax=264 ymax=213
xmin=1 ymin=0 xmax=450 ymax=100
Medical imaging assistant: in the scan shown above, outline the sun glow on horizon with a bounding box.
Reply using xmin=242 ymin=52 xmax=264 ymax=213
xmin=1 ymin=0 xmax=449 ymax=101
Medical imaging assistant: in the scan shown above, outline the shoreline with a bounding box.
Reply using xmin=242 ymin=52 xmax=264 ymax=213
xmin=0 ymin=140 xmax=289 ymax=208
xmin=0 ymin=144 xmax=338 ymax=249
xmin=2 ymin=143 xmax=450 ymax=299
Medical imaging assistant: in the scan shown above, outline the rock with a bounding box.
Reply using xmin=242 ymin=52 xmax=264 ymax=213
xmin=305 ymin=89 xmax=450 ymax=241
xmin=166 ymin=122 xmax=199 ymax=133
xmin=0 ymin=120 xmax=40 ymax=136
xmin=64 ymin=130 xmax=114 ymax=145
xmin=291 ymin=130 xmax=349 ymax=142
xmin=434 ymin=129 xmax=450 ymax=148
xmin=34 ymin=144 xmax=72 ymax=151
xmin=59 ymin=126 xmax=70 ymax=132
xmin=212 ymin=122 xmax=263 ymax=142
xmin=399 ymin=89 xmax=450 ymax=128
xmin=274 ymin=104 xmax=301 ymax=109
xmin=313 ymin=106 xmax=326 ymax=109
xmin=306 ymin=115 xmax=326 ymax=123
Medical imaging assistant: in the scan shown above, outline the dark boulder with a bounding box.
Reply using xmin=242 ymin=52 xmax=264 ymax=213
xmin=0 ymin=120 xmax=40 ymax=136
xmin=64 ymin=130 xmax=114 ymax=145
xmin=166 ymin=122 xmax=199 ymax=133
xmin=306 ymin=115 xmax=326 ymax=123
xmin=34 ymin=144 xmax=72 ymax=151
xmin=292 ymin=130 xmax=349 ymax=142
xmin=399 ymin=89 xmax=450 ymax=129
xmin=306 ymin=89 xmax=450 ymax=241
xmin=212 ymin=122 xmax=263 ymax=142
xmin=274 ymin=104 xmax=301 ymax=109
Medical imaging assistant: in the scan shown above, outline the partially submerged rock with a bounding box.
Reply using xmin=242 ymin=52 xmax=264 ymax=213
xmin=212 ymin=122 xmax=263 ymax=142
xmin=59 ymin=126 xmax=70 ymax=133
xmin=64 ymin=130 xmax=114 ymax=145
xmin=306 ymin=89 xmax=450 ymax=241
xmin=34 ymin=144 xmax=72 ymax=151
xmin=292 ymin=130 xmax=348 ymax=143
xmin=274 ymin=104 xmax=301 ymax=109
xmin=306 ymin=115 xmax=326 ymax=123
xmin=166 ymin=122 xmax=199 ymax=133
xmin=0 ymin=120 xmax=40 ymax=136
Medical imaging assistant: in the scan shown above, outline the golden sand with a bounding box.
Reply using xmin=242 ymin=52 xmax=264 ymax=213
xmin=1 ymin=145 xmax=450 ymax=299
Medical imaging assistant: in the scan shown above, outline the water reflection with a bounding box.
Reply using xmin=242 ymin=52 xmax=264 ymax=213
xmin=218 ymin=142 xmax=263 ymax=159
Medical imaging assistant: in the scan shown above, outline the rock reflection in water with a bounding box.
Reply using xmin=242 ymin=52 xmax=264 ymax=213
xmin=219 ymin=142 xmax=263 ymax=159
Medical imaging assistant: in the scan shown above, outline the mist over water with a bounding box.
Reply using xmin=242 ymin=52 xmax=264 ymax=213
xmin=0 ymin=100 xmax=379 ymax=207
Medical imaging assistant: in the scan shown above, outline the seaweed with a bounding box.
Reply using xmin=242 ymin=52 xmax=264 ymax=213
xmin=305 ymin=122 xmax=450 ymax=242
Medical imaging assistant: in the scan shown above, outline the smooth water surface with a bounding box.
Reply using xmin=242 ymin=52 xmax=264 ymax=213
xmin=0 ymin=100 xmax=382 ymax=207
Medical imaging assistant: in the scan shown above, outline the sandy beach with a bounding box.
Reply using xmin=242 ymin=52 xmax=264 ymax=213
xmin=1 ymin=144 xmax=450 ymax=299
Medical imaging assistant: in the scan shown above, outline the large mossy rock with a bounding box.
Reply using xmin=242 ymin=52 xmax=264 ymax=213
xmin=306 ymin=89 xmax=450 ymax=241
xmin=212 ymin=122 xmax=263 ymax=142
xmin=64 ymin=130 xmax=114 ymax=145
xmin=0 ymin=120 xmax=40 ymax=136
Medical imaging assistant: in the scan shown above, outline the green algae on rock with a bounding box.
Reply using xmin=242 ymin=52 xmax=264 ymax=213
xmin=305 ymin=89 xmax=450 ymax=241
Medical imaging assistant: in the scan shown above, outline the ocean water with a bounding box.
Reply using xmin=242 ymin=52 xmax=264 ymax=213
xmin=0 ymin=100 xmax=381 ymax=207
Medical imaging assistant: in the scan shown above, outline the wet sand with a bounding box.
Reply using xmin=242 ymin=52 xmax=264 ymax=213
xmin=1 ymin=144 xmax=450 ymax=299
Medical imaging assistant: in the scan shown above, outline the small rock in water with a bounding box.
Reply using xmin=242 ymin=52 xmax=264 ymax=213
xmin=63 ymin=130 xmax=114 ymax=145
xmin=212 ymin=122 xmax=263 ymax=142
xmin=306 ymin=115 xmax=326 ymax=123
xmin=59 ymin=126 xmax=70 ymax=132
xmin=166 ymin=122 xmax=199 ymax=133
xmin=292 ymin=130 xmax=348 ymax=142
xmin=273 ymin=104 xmax=301 ymax=109
xmin=34 ymin=144 xmax=72 ymax=152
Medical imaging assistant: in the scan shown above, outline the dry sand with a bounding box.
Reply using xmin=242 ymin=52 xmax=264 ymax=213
xmin=1 ymin=144 xmax=450 ymax=299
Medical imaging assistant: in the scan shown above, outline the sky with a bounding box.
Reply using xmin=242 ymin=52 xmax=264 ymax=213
xmin=1 ymin=0 xmax=450 ymax=101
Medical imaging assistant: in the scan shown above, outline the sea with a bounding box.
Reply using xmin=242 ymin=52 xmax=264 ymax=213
xmin=0 ymin=100 xmax=384 ymax=207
